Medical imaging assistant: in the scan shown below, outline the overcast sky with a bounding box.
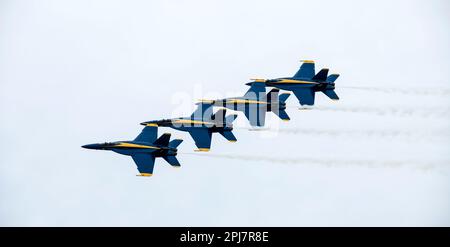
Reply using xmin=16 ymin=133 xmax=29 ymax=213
xmin=1 ymin=0 xmax=449 ymax=226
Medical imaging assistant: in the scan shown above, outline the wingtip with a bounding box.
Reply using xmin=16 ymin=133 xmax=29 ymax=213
xmin=195 ymin=148 xmax=210 ymax=152
xmin=300 ymin=60 xmax=315 ymax=64
xmin=137 ymin=173 xmax=153 ymax=177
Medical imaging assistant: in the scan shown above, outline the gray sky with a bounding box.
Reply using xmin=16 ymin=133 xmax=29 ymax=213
xmin=1 ymin=0 xmax=449 ymax=226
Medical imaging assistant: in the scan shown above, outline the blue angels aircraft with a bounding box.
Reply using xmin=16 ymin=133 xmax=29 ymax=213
xmin=199 ymin=83 xmax=290 ymax=127
xmin=251 ymin=60 xmax=340 ymax=106
xmin=141 ymin=103 xmax=238 ymax=152
xmin=82 ymin=126 xmax=183 ymax=177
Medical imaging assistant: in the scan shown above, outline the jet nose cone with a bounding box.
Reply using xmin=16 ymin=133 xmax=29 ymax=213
xmin=82 ymin=144 xmax=100 ymax=149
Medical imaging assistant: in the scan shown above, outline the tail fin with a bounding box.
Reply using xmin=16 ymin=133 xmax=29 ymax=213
xmin=168 ymin=139 xmax=183 ymax=149
xmin=163 ymin=156 xmax=181 ymax=167
xmin=225 ymin=114 xmax=238 ymax=125
xmin=312 ymin=68 xmax=329 ymax=81
xmin=326 ymin=74 xmax=340 ymax=83
xmin=278 ymin=93 xmax=290 ymax=104
xmin=266 ymin=88 xmax=279 ymax=103
xmin=219 ymin=130 xmax=237 ymax=142
xmin=154 ymin=133 xmax=171 ymax=146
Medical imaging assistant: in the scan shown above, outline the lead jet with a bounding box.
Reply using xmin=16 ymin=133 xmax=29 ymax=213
xmin=82 ymin=126 xmax=182 ymax=177
xmin=199 ymin=82 xmax=290 ymax=127
xmin=251 ymin=60 xmax=340 ymax=106
xmin=141 ymin=103 xmax=238 ymax=152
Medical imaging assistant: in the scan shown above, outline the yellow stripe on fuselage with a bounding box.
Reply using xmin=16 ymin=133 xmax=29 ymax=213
xmin=145 ymin=123 xmax=158 ymax=127
xmin=173 ymin=119 xmax=215 ymax=125
xmin=198 ymin=99 xmax=215 ymax=103
xmin=114 ymin=143 xmax=160 ymax=149
xmin=199 ymin=99 xmax=267 ymax=105
xmin=225 ymin=99 xmax=268 ymax=104
xmin=273 ymin=79 xmax=318 ymax=84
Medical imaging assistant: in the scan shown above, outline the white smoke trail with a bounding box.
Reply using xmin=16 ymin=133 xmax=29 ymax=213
xmin=182 ymin=152 xmax=449 ymax=171
xmin=236 ymin=127 xmax=450 ymax=141
xmin=341 ymin=86 xmax=450 ymax=96
xmin=294 ymin=105 xmax=450 ymax=118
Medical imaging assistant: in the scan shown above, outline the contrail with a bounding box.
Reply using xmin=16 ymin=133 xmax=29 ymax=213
xmin=340 ymin=86 xmax=450 ymax=96
xmin=182 ymin=152 xmax=448 ymax=171
xmin=294 ymin=105 xmax=450 ymax=118
xmin=236 ymin=127 xmax=450 ymax=141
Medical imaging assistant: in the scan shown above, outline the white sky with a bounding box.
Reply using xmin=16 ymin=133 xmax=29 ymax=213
xmin=0 ymin=0 xmax=449 ymax=226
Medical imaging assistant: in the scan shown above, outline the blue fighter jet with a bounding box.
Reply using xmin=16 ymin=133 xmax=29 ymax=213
xmin=141 ymin=103 xmax=238 ymax=152
xmin=82 ymin=126 xmax=182 ymax=177
xmin=251 ymin=60 xmax=340 ymax=106
xmin=199 ymin=82 xmax=290 ymax=127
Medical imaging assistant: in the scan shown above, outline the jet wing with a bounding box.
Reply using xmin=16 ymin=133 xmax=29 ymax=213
xmin=191 ymin=103 xmax=213 ymax=120
xmin=293 ymin=60 xmax=315 ymax=79
xmin=131 ymin=153 xmax=156 ymax=176
xmin=134 ymin=126 xmax=157 ymax=143
xmin=243 ymin=82 xmax=266 ymax=100
xmin=292 ymin=88 xmax=316 ymax=106
xmin=244 ymin=105 xmax=266 ymax=127
xmin=188 ymin=128 xmax=212 ymax=151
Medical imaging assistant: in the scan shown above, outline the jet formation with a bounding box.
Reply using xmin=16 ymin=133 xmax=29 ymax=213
xmin=83 ymin=60 xmax=340 ymax=176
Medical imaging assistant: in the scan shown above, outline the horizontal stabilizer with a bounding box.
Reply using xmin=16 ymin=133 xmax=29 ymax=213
xmin=322 ymin=89 xmax=339 ymax=100
xmin=220 ymin=130 xmax=237 ymax=142
xmin=274 ymin=109 xmax=290 ymax=121
xmin=169 ymin=139 xmax=183 ymax=149
xmin=312 ymin=68 xmax=329 ymax=82
xmin=154 ymin=133 xmax=171 ymax=146
xmin=278 ymin=93 xmax=290 ymax=104
xmin=163 ymin=156 xmax=181 ymax=167
xmin=326 ymin=74 xmax=340 ymax=83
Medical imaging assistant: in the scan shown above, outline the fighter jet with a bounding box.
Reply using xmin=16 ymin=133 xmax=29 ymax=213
xmin=141 ymin=103 xmax=238 ymax=152
xmin=82 ymin=126 xmax=183 ymax=177
xmin=199 ymin=82 xmax=290 ymax=127
xmin=251 ymin=60 xmax=340 ymax=106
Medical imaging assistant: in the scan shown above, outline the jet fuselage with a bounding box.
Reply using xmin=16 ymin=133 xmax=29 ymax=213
xmin=82 ymin=142 xmax=177 ymax=157
xmin=141 ymin=118 xmax=233 ymax=133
